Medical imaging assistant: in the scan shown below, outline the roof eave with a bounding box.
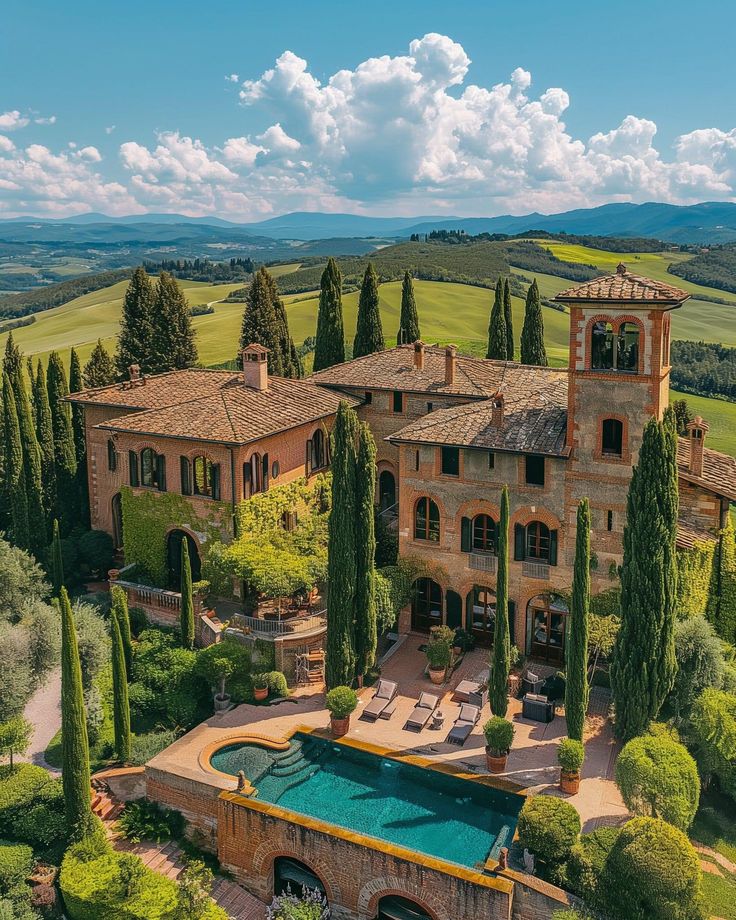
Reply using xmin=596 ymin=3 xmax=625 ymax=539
xmin=386 ymin=433 xmax=570 ymax=459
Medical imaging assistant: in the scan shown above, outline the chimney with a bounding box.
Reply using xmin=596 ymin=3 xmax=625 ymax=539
xmin=686 ymin=416 xmax=709 ymax=477
xmin=616 ymin=262 xmax=627 ymax=275
xmin=445 ymin=344 xmax=457 ymax=386
xmin=413 ymin=340 xmax=425 ymax=371
xmin=492 ymin=393 xmax=505 ymax=427
xmin=128 ymin=364 xmax=141 ymax=383
xmin=242 ymin=344 xmax=269 ymax=391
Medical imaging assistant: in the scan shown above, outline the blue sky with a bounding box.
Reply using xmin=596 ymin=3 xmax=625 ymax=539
xmin=1 ymin=0 xmax=735 ymax=219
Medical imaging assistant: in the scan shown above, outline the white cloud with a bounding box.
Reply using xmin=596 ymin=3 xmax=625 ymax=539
xmin=105 ymin=125 xmax=116 ymax=135
xmin=226 ymin=73 xmax=239 ymax=83
xmin=0 ymin=136 xmax=15 ymax=153
xmin=34 ymin=115 xmax=57 ymax=125
xmin=0 ymin=111 xmax=30 ymax=131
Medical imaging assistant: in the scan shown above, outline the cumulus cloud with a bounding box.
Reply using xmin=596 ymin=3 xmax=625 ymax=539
xmin=0 ymin=110 xmax=30 ymax=131
xmin=34 ymin=115 xmax=57 ymax=126
xmin=105 ymin=125 xmax=116 ymax=135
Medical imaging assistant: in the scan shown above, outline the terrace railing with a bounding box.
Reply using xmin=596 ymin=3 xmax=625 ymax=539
xmin=231 ymin=611 xmax=327 ymax=637
xmin=469 ymin=552 xmax=498 ymax=574
xmin=522 ymin=561 xmax=551 ymax=580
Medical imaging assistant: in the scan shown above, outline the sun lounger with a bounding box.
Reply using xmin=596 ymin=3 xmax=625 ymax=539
xmin=405 ymin=692 xmax=439 ymax=731
xmin=446 ymin=702 xmax=480 ymax=746
xmin=361 ymin=679 xmax=398 ymax=721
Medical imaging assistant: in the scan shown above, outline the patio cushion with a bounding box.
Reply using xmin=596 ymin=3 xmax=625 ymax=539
xmin=458 ymin=703 xmax=479 ymax=724
xmin=377 ymin=680 xmax=397 ymax=700
xmin=525 ymin=671 xmax=539 ymax=684
xmin=417 ymin=692 xmax=437 ymax=709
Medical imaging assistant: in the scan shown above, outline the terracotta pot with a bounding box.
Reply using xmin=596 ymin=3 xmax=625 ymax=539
xmin=253 ymin=686 xmax=268 ymax=702
xmin=108 ymin=568 xmax=120 ymax=581
xmin=214 ymin=693 xmax=231 ymax=712
xmin=330 ymin=716 xmax=350 ymax=737
xmin=429 ymin=666 xmax=445 ymax=685
xmin=560 ymin=769 xmax=581 ymax=794
xmin=486 ymin=750 xmax=508 ymax=774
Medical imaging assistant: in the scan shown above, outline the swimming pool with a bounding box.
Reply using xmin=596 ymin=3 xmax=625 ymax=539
xmin=210 ymin=732 xmax=521 ymax=869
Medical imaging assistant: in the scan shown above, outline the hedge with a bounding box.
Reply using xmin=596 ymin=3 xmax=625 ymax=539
xmin=0 ymin=765 xmax=59 ymax=836
xmin=517 ymin=795 xmax=581 ymax=867
xmin=0 ymin=840 xmax=33 ymax=893
xmin=567 ymin=826 xmax=621 ymax=905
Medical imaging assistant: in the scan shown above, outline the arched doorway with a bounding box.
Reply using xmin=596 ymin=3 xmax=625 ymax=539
xmin=166 ymin=529 xmax=201 ymax=589
xmin=375 ymin=895 xmax=433 ymax=920
xmin=411 ymin=578 xmax=442 ymax=633
xmin=111 ymin=493 xmax=123 ymax=551
xmin=273 ymin=857 xmax=327 ymax=902
xmin=526 ymin=594 xmax=569 ymax=664
xmin=446 ymin=590 xmax=462 ymax=630
xmin=466 ymin=585 xmax=496 ymax=646
xmin=378 ymin=470 xmax=396 ymax=511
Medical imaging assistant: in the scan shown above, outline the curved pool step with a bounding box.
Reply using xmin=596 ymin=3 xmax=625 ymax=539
xmin=270 ymin=756 xmax=311 ymax=778
xmin=268 ymin=764 xmax=319 ymax=795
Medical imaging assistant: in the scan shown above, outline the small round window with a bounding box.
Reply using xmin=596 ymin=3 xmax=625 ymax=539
xmin=271 ymin=460 xmax=280 ymax=480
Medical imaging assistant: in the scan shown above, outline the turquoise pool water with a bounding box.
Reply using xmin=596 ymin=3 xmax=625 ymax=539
xmin=210 ymin=732 xmax=521 ymax=869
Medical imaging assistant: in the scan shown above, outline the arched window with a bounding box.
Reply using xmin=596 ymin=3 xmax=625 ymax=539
xmin=193 ymin=455 xmax=220 ymax=500
xmin=411 ymin=577 xmax=442 ymax=632
xmin=308 ymin=428 xmax=326 ymax=473
xmin=376 ymin=895 xmax=432 ymax=920
xmin=591 ymin=321 xmax=614 ymax=369
xmin=140 ymin=448 xmax=157 ymax=487
xmin=601 ymin=418 xmax=623 ymax=458
xmin=472 ymin=514 xmax=496 ymax=554
xmin=414 ymin=497 xmax=440 ymax=542
xmin=467 ymin=585 xmax=495 ymax=645
xmin=617 ymin=322 xmax=640 ymax=373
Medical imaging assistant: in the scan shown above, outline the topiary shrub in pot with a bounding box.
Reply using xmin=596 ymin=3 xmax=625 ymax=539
xmin=325 ymin=686 xmax=358 ymax=737
xmin=558 ymin=738 xmax=585 ymax=794
xmin=426 ymin=625 xmax=454 ymax=684
xmin=253 ymin=673 xmax=269 ymax=702
xmin=483 ymin=716 xmax=514 ymax=773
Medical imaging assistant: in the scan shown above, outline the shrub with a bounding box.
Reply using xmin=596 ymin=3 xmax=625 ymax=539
xmin=85 ymin=684 xmax=105 ymax=747
xmin=517 ymin=795 xmax=581 ymax=867
xmin=0 ymin=841 xmax=33 ymax=893
xmin=73 ymin=601 xmax=110 ymax=691
xmin=127 ymin=683 xmax=157 ymax=722
xmin=131 ymin=629 xmax=207 ymax=730
xmin=558 ymin=738 xmax=585 ymax=773
xmin=77 ymin=530 xmax=115 ymax=575
xmin=325 ymin=687 xmax=358 ymax=719
xmin=253 ymin=673 xmax=269 ymax=691
xmin=267 ymin=888 xmax=330 ymax=920
xmin=687 ymin=688 xmax=736 ymax=801
xmin=425 ymin=625 xmax=454 ymax=670
xmin=483 ymin=717 xmax=514 ymax=755
xmin=9 ymin=780 xmax=66 ymax=847
xmin=265 ymin=671 xmax=288 ymax=698
xmin=117 ymin=799 xmax=184 ymax=844
xmin=0 ymin=764 xmax=55 ymax=837
xmin=128 ymin=607 xmax=148 ymax=638
xmin=129 ymin=731 xmax=176 ymax=767
xmin=615 ymin=734 xmax=700 ymax=831
xmin=567 ymin=826 xmax=621 ymax=904
xmin=195 ymin=640 xmax=252 ymax=704
xmin=0 ymin=626 xmax=33 ymax=721
xmin=0 ymin=719 xmax=32 ymax=770
xmin=668 ymin=617 xmax=724 ymax=721
xmin=600 ymin=817 xmax=705 ymax=920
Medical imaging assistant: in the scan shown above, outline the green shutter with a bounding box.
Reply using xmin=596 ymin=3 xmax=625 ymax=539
xmin=461 ymin=516 xmax=472 ymax=552
xmin=212 ymin=463 xmax=221 ymax=501
xmin=128 ymin=450 xmax=138 ymax=487
xmin=549 ymin=529 xmax=558 ymax=566
xmin=514 ymin=523 xmax=525 ymax=561
xmin=180 ymin=457 xmax=191 ymax=495
xmin=156 ymin=454 xmax=167 ymax=492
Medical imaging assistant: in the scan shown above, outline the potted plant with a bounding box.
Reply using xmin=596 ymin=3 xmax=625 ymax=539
xmin=426 ymin=625 xmax=454 ymax=684
xmin=325 ymin=686 xmax=358 ymax=737
xmin=253 ymin=673 xmax=269 ymax=702
xmin=207 ymin=655 xmax=234 ymax=712
xmin=452 ymin=628 xmax=474 ymax=656
xmin=558 ymin=737 xmax=585 ymax=794
xmin=483 ymin=716 xmax=514 ymax=773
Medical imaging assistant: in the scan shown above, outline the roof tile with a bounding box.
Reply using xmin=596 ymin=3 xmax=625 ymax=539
xmin=555 ymin=264 xmax=689 ymax=304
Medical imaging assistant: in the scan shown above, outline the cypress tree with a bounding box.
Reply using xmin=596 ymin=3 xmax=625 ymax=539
xmin=83 ymin=340 xmax=116 ymax=388
xmin=69 ymin=347 xmax=90 ymax=530
xmin=313 ymin=258 xmax=345 ymax=371
xmin=33 ymin=361 xmax=57 ymax=520
xmin=239 ymin=267 xmax=283 ymax=374
xmin=611 ymin=417 xmax=679 ymax=741
xmin=47 ymin=352 xmax=78 ymax=534
xmin=714 ymin=515 xmax=736 ymax=642
xmin=397 ymin=271 xmax=421 ymax=345
xmin=116 ymin=266 xmax=155 ymax=377
xmin=111 ymin=605 xmax=131 ymax=763
xmin=353 ymin=264 xmax=384 ymax=359
xmin=326 ymin=402 xmax=359 ymax=688
xmin=3 ymin=372 xmax=29 ymax=549
xmin=14 ymin=368 xmax=46 ymax=556
xmin=268 ymin=274 xmax=301 ymax=378
xmin=59 ymin=587 xmax=93 ymax=840
xmin=51 ymin=518 xmax=64 ymax=598
xmin=354 ymin=422 xmax=377 ymax=681
xmin=3 ymin=333 xmax=22 ymax=385
xmin=151 ymin=271 xmax=198 ymax=373
xmin=180 ymin=540 xmax=195 ymax=650
xmin=110 ymin=584 xmax=133 ymax=676
xmin=520 ymin=279 xmax=548 ymax=366
xmin=490 ymin=485 xmax=511 ymax=716
xmin=503 ymin=278 xmax=514 ymax=360
xmin=486 ymin=278 xmax=507 ymax=360
xmin=565 ymin=498 xmax=591 ymax=741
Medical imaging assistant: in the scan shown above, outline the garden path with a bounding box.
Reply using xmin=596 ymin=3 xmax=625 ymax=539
xmin=19 ymin=667 xmax=61 ymax=775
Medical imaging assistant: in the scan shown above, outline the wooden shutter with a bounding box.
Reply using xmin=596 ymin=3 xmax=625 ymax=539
xmin=305 ymin=439 xmax=313 ymax=475
xmin=128 ymin=450 xmax=139 ymax=487
xmin=262 ymin=453 xmax=269 ymax=491
xmin=211 ymin=464 xmax=221 ymax=501
xmin=461 ymin=516 xmax=472 ymax=553
xmin=549 ymin=529 xmax=558 ymax=566
xmin=180 ymin=457 xmax=191 ymax=495
xmin=156 ymin=454 xmax=167 ymax=492
xmin=243 ymin=460 xmax=251 ymax=497
xmin=514 ymin=523 xmax=525 ymax=561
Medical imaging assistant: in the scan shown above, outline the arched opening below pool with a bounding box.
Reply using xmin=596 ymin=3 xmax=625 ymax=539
xmin=274 ymin=857 xmax=327 ymax=902
xmin=375 ymin=895 xmax=433 ymax=920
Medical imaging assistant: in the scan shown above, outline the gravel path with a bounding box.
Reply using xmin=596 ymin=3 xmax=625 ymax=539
xmin=18 ymin=667 xmax=62 ymax=775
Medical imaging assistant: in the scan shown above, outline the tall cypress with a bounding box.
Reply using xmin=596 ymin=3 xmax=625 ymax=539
xmin=486 ymin=278 xmax=507 ymax=360
xmin=47 ymin=352 xmax=78 ymax=534
xmin=566 ymin=498 xmax=591 ymax=741
xmin=151 ymin=271 xmax=198 ymax=373
xmin=325 ymin=402 xmax=359 ymax=688
xmin=520 ymin=279 xmax=548 ymax=366
xmin=353 ymin=264 xmax=384 ymax=359
xmin=69 ymin=347 xmax=90 ymax=530
xmin=354 ymin=422 xmax=377 ymax=680
xmin=116 ymin=266 xmax=155 ymax=377
xmin=239 ymin=267 xmax=283 ymax=374
xmin=180 ymin=540 xmax=195 ymax=650
xmin=60 ymin=587 xmax=93 ymax=840
xmin=3 ymin=372 xmax=29 ymax=549
xmin=263 ymin=269 xmax=301 ymax=378
xmin=51 ymin=518 xmax=64 ymax=598
xmin=14 ymin=368 xmax=46 ymax=556
xmin=503 ymin=278 xmax=514 ymax=360
xmin=110 ymin=584 xmax=133 ymax=676
xmin=33 ymin=361 xmax=57 ymax=519
xmin=397 ymin=271 xmax=421 ymax=345
xmin=313 ymin=258 xmax=345 ymax=371
xmin=611 ymin=417 xmax=679 ymax=740
xmin=490 ymin=485 xmax=511 ymax=716
xmin=3 ymin=334 xmax=22 ymax=384
xmin=111 ymin=605 xmax=131 ymax=763
xmin=83 ymin=340 xmax=116 ymax=388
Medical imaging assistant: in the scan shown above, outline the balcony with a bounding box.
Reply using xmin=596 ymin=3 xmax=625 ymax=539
xmin=522 ymin=561 xmax=551 ymax=580
xmin=468 ymin=552 xmax=498 ymax=574
xmin=230 ymin=611 xmax=327 ymax=638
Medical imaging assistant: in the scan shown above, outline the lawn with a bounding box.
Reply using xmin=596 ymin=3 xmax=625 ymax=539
xmin=672 ymin=391 xmax=736 ymax=456
xmin=691 ymin=793 xmax=736 ymax=920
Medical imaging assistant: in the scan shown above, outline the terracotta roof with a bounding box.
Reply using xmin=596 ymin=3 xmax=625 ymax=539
xmin=93 ymin=374 xmax=359 ymax=446
xmin=554 ymin=264 xmax=689 ymax=305
xmin=310 ymin=345 xmax=518 ymax=398
xmin=69 ymin=369 xmax=241 ymax=411
xmin=677 ymin=438 xmax=736 ymax=501
xmin=387 ymin=367 xmax=569 ymax=456
xmin=676 ymin=516 xmax=717 ymax=550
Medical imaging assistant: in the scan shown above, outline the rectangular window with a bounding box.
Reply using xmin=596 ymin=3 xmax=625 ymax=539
xmin=607 ymin=510 xmax=614 ymax=532
xmin=392 ymin=390 xmax=404 ymax=413
xmin=488 ymin=452 xmax=495 ymax=469
xmin=427 ymin=402 xmax=433 ymax=413
xmin=364 ymin=391 xmax=372 ymax=405
xmin=128 ymin=450 xmax=139 ymax=487
xmin=525 ymin=455 xmax=545 ymax=487
xmin=414 ymin=450 xmax=420 ymax=472
xmin=107 ymin=439 xmax=117 ymax=472
xmin=441 ymin=446 xmax=460 ymax=476
xmin=180 ymin=457 xmax=192 ymax=495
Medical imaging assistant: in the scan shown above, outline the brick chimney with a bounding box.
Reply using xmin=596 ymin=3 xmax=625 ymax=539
xmin=413 ymin=340 xmax=425 ymax=371
xmin=128 ymin=363 xmax=141 ymax=382
xmin=686 ymin=416 xmax=709 ymax=477
xmin=445 ymin=344 xmax=457 ymax=386
xmin=242 ymin=344 xmax=269 ymax=391
xmin=492 ymin=393 xmax=505 ymax=427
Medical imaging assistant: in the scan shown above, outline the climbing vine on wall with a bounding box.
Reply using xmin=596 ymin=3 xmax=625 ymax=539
xmin=676 ymin=539 xmax=718 ymax=619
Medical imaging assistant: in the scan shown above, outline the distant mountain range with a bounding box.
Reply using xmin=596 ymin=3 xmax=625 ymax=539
xmin=3 ymin=201 xmax=736 ymax=243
